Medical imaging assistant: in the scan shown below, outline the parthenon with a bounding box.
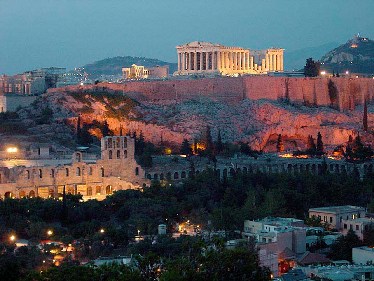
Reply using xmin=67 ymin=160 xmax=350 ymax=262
xmin=174 ymin=41 xmax=284 ymax=76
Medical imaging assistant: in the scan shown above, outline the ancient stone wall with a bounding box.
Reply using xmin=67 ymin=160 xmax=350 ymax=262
xmin=48 ymin=76 xmax=374 ymax=111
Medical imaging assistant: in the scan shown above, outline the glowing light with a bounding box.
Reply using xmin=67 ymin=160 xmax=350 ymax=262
xmin=345 ymin=71 xmax=349 ymax=75
xmin=6 ymin=147 xmax=18 ymax=153
xmin=320 ymin=71 xmax=326 ymax=75
xmin=137 ymin=229 xmax=140 ymax=236
xmin=100 ymin=228 xmax=105 ymax=234
xmin=279 ymin=153 xmax=293 ymax=158
xmin=47 ymin=230 xmax=53 ymax=236
xmin=9 ymin=235 xmax=16 ymax=242
xmin=165 ymin=148 xmax=172 ymax=155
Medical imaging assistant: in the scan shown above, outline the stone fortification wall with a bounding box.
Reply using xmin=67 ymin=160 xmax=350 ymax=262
xmin=49 ymin=76 xmax=374 ymax=111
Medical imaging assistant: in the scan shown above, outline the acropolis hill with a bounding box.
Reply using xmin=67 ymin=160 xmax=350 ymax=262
xmin=41 ymin=75 xmax=374 ymax=151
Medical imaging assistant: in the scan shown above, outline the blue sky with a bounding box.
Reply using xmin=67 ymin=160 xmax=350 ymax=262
xmin=1 ymin=0 xmax=374 ymax=74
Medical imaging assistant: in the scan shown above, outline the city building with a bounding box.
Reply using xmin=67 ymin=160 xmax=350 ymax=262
xmin=341 ymin=217 xmax=374 ymax=240
xmin=352 ymin=246 xmax=374 ymax=265
xmin=0 ymin=93 xmax=37 ymax=113
xmin=122 ymin=64 xmax=168 ymax=80
xmin=174 ymin=41 xmax=284 ymax=76
xmin=308 ymin=206 xmax=366 ymax=230
xmin=300 ymin=264 xmax=374 ymax=281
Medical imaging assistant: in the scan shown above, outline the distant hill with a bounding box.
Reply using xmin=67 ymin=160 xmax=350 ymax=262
xmin=284 ymin=42 xmax=339 ymax=71
xmin=320 ymin=34 xmax=374 ymax=74
xmin=79 ymin=56 xmax=177 ymax=78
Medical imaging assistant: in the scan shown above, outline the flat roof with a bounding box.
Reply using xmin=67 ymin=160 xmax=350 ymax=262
xmin=309 ymin=205 xmax=365 ymax=214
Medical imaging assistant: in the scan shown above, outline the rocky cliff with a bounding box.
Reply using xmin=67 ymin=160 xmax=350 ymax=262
xmin=40 ymin=76 xmax=374 ymax=152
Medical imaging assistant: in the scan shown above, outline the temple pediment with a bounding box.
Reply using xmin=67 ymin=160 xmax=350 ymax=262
xmin=178 ymin=41 xmax=222 ymax=48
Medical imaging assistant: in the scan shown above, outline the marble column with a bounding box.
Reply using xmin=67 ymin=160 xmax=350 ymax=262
xmin=280 ymin=54 xmax=283 ymax=71
xmin=205 ymin=52 xmax=209 ymax=70
xmin=277 ymin=54 xmax=281 ymax=71
xmin=217 ymin=51 xmax=221 ymax=70
xmin=273 ymin=54 xmax=277 ymax=71
xmin=265 ymin=54 xmax=270 ymax=71
xmin=194 ymin=52 xmax=197 ymax=71
xmin=177 ymin=53 xmax=180 ymax=71
xmin=269 ymin=54 xmax=273 ymax=71
xmin=242 ymin=52 xmax=246 ymax=70
xmin=200 ymin=52 xmax=203 ymax=71
xmin=250 ymin=56 xmax=254 ymax=70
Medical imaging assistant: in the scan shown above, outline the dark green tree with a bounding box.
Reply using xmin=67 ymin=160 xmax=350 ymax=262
xmin=328 ymin=229 xmax=362 ymax=261
xmin=216 ymin=129 xmax=224 ymax=154
xmin=304 ymin=58 xmax=320 ymax=77
xmin=276 ymin=134 xmax=284 ymax=153
xmin=328 ymin=79 xmax=338 ymax=109
xmin=316 ymin=132 xmax=324 ymax=154
xmin=180 ymin=139 xmax=192 ymax=156
xmin=101 ymin=120 xmax=111 ymax=137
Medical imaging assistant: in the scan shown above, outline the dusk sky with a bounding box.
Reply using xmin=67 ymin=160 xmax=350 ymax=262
xmin=1 ymin=0 xmax=374 ymax=74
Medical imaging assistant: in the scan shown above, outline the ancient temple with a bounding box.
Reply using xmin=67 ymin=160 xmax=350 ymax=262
xmin=174 ymin=41 xmax=283 ymax=76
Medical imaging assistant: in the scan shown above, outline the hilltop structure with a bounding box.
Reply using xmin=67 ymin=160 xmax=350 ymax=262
xmin=122 ymin=64 xmax=169 ymax=80
xmin=174 ymin=41 xmax=284 ymax=76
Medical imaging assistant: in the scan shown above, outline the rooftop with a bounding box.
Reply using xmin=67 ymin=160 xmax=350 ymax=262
xmin=309 ymin=205 xmax=365 ymax=214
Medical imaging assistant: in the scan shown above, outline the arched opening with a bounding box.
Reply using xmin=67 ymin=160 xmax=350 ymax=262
xmin=89 ymin=167 xmax=93 ymax=175
xmin=154 ymin=174 xmax=159 ymax=180
xmin=100 ymin=167 xmax=104 ymax=177
xmin=108 ymin=138 xmax=112 ymax=148
xmin=39 ymin=169 xmax=43 ymax=178
xmin=87 ymin=186 xmax=92 ymax=196
xmin=174 ymin=172 xmax=179 ymax=179
xmin=106 ymin=185 xmax=113 ymax=195
xmin=116 ymin=137 xmax=120 ymax=148
xmin=4 ymin=192 xmax=13 ymax=199
xmin=96 ymin=186 xmax=101 ymax=195
xmin=66 ymin=168 xmax=69 ymax=177
xmin=26 ymin=170 xmax=30 ymax=179
xmin=109 ymin=150 xmax=113 ymax=159
xmin=76 ymin=167 xmax=81 ymax=176
xmin=124 ymin=138 xmax=127 ymax=148
xmin=67 ymin=186 xmax=74 ymax=195
xmin=181 ymin=171 xmax=186 ymax=179
xmin=229 ymin=168 xmax=235 ymax=177
xmin=117 ymin=150 xmax=121 ymax=159
xmin=147 ymin=174 xmax=152 ymax=180
xmin=124 ymin=150 xmax=128 ymax=158
xmin=135 ymin=167 xmax=139 ymax=176
xmin=19 ymin=191 xmax=26 ymax=198
xmin=29 ymin=190 xmax=35 ymax=198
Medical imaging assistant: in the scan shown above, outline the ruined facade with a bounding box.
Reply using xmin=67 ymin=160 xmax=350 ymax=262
xmin=175 ymin=41 xmax=284 ymax=76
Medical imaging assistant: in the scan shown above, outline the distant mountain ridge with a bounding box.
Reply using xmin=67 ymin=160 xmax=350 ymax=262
xmin=80 ymin=56 xmax=177 ymax=78
xmin=320 ymin=34 xmax=374 ymax=74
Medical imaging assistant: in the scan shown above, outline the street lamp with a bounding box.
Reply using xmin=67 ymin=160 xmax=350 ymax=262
xmin=137 ymin=229 xmax=140 ymax=236
xmin=47 ymin=230 xmax=53 ymax=236
xmin=99 ymin=228 xmax=105 ymax=234
xmin=9 ymin=234 xmax=16 ymax=242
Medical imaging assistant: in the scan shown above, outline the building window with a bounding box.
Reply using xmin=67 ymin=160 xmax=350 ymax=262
xmin=76 ymin=167 xmax=81 ymax=176
xmin=135 ymin=167 xmax=139 ymax=176
xmin=88 ymin=167 xmax=93 ymax=175
xmin=117 ymin=150 xmax=120 ymax=159
xmin=96 ymin=186 xmax=101 ymax=195
xmin=124 ymin=138 xmax=127 ymax=148
xmin=108 ymin=138 xmax=112 ymax=148
xmin=356 ymin=225 xmax=359 ymax=231
xmin=26 ymin=170 xmax=30 ymax=179
xmin=330 ymin=217 xmax=333 ymax=223
xmin=39 ymin=169 xmax=42 ymax=178
xmin=66 ymin=168 xmax=69 ymax=177
xmin=344 ymin=224 xmax=347 ymax=229
xmin=350 ymin=224 xmax=353 ymax=230
xmin=87 ymin=186 xmax=92 ymax=196
xmin=100 ymin=168 xmax=104 ymax=177
xmin=124 ymin=150 xmax=127 ymax=158
xmin=109 ymin=150 xmax=113 ymax=159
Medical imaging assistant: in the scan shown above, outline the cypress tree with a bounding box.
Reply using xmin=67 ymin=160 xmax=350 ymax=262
xmin=276 ymin=134 xmax=284 ymax=153
xmin=316 ymin=132 xmax=324 ymax=153
xmin=363 ymin=99 xmax=368 ymax=131
xmin=216 ymin=129 xmax=224 ymax=154
xmin=180 ymin=139 xmax=192 ymax=155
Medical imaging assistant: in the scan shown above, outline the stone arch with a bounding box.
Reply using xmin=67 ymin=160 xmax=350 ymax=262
xmin=237 ymin=167 xmax=241 ymax=173
xmin=117 ymin=150 xmax=121 ymax=159
xmin=26 ymin=170 xmax=30 ymax=179
xmin=106 ymin=185 xmax=113 ymax=195
xmin=29 ymin=190 xmax=35 ymax=198
xmin=147 ymin=174 xmax=152 ymax=180
xmin=96 ymin=186 xmax=101 ymax=195
xmin=116 ymin=137 xmax=121 ymax=148
xmin=154 ymin=173 xmax=159 ymax=180
xmin=67 ymin=186 xmax=75 ymax=195
xmin=124 ymin=150 xmax=128 ymax=158
xmin=174 ymin=172 xmax=179 ymax=180
xmin=19 ymin=190 xmax=26 ymax=198
xmin=223 ymin=168 xmax=228 ymax=178
xmin=39 ymin=169 xmax=43 ymax=178
xmin=124 ymin=137 xmax=127 ymax=148
xmin=229 ymin=168 xmax=235 ymax=177
xmin=76 ymin=167 xmax=81 ymax=176
xmin=75 ymin=152 xmax=82 ymax=162
xmin=101 ymin=167 xmax=105 ymax=177
xmin=135 ymin=167 xmax=139 ymax=176
xmin=87 ymin=186 xmax=93 ymax=196
xmin=4 ymin=191 xmax=13 ymax=199
xmin=89 ymin=167 xmax=93 ymax=175
xmin=109 ymin=150 xmax=113 ymax=159
xmin=108 ymin=138 xmax=112 ymax=148
xmin=181 ymin=171 xmax=186 ymax=179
